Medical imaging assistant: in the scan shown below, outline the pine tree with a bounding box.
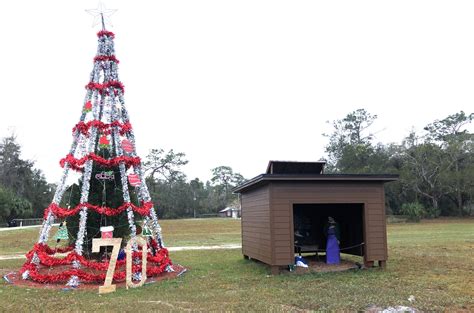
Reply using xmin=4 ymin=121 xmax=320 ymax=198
xmin=20 ymin=28 xmax=173 ymax=287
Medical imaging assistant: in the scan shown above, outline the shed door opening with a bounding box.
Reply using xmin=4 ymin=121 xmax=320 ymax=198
xmin=293 ymin=203 xmax=364 ymax=256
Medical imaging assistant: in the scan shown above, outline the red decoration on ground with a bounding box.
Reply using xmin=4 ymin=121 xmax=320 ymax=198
xmin=20 ymin=241 xmax=172 ymax=284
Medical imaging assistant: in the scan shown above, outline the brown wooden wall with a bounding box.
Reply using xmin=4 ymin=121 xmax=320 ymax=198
xmin=241 ymin=185 xmax=272 ymax=264
xmin=268 ymin=181 xmax=388 ymax=266
xmin=240 ymin=181 xmax=389 ymax=267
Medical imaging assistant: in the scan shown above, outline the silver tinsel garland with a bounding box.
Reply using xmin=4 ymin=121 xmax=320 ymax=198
xmin=118 ymin=95 xmax=166 ymax=249
xmin=67 ymin=93 xmax=100 ymax=287
xmin=111 ymin=101 xmax=137 ymax=243
xmin=74 ymin=92 xmax=100 ymax=257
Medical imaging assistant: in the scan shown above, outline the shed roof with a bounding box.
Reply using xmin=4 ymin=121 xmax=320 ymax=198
xmin=234 ymin=161 xmax=398 ymax=193
xmin=266 ymin=160 xmax=326 ymax=175
xmin=233 ymin=173 xmax=399 ymax=193
xmin=219 ymin=207 xmax=240 ymax=213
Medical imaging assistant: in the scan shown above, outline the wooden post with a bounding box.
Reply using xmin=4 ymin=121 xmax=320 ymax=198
xmin=270 ymin=266 xmax=280 ymax=275
xmin=379 ymin=260 xmax=386 ymax=268
xmin=126 ymin=236 xmax=147 ymax=289
xmin=364 ymin=260 xmax=374 ymax=268
xmin=92 ymin=238 xmax=122 ymax=294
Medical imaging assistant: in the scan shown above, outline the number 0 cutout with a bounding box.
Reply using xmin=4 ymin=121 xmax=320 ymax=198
xmin=92 ymin=238 xmax=122 ymax=294
xmin=126 ymin=236 xmax=148 ymax=289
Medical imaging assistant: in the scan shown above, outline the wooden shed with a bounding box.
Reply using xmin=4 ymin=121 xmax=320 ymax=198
xmin=233 ymin=161 xmax=398 ymax=274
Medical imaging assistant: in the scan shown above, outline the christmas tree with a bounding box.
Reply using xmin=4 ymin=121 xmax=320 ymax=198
xmin=20 ymin=22 xmax=174 ymax=287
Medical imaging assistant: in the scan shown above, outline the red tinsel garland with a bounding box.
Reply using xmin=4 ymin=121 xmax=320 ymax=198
xmin=21 ymin=262 xmax=170 ymax=284
xmin=97 ymin=30 xmax=115 ymax=38
xmin=59 ymin=153 xmax=141 ymax=172
xmin=73 ymin=120 xmax=132 ymax=137
xmin=94 ymin=55 xmax=120 ymax=64
xmin=85 ymin=81 xmax=124 ymax=95
xmin=37 ymin=243 xmax=75 ymax=255
xmin=26 ymin=243 xmax=168 ymax=270
xmin=44 ymin=201 xmax=153 ymax=219
xmin=21 ymin=242 xmax=172 ymax=283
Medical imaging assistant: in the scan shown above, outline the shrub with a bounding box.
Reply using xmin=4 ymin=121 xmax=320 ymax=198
xmin=400 ymin=202 xmax=425 ymax=222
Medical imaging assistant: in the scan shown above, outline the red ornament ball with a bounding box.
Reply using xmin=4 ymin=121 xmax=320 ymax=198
xmin=99 ymin=136 xmax=110 ymax=146
xmin=128 ymin=174 xmax=141 ymax=187
xmin=121 ymin=139 xmax=134 ymax=153
xmin=84 ymin=101 xmax=92 ymax=112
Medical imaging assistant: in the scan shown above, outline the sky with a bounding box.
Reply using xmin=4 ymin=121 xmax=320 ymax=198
xmin=0 ymin=0 xmax=473 ymax=184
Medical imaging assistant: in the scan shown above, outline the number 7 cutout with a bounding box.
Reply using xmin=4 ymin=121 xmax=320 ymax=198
xmin=92 ymin=238 xmax=122 ymax=294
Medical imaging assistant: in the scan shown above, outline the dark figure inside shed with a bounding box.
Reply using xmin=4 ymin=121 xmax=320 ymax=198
xmin=294 ymin=215 xmax=313 ymax=246
xmin=324 ymin=216 xmax=341 ymax=264
xmin=293 ymin=204 xmax=365 ymax=260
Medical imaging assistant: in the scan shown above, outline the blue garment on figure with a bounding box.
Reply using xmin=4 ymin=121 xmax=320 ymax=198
xmin=326 ymin=227 xmax=340 ymax=264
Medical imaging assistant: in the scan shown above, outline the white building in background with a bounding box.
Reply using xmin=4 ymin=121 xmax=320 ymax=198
xmin=218 ymin=207 xmax=241 ymax=219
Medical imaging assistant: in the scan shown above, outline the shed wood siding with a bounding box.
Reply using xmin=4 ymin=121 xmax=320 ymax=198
xmin=270 ymin=181 xmax=388 ymax=266
xmin=241 ymin=185 xmax=272 ymax=264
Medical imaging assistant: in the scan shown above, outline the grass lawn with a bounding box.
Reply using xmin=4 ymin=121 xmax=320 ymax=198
xmin=0 ymin=218 xmax=242 ymax=255
xmin=0 ymin=218 xmax=473 ymax=311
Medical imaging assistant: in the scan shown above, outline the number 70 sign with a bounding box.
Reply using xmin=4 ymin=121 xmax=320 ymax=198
xmin=92 ymin=237 xmax=148 ymax=294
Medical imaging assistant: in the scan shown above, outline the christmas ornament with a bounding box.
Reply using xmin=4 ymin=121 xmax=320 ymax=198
xmin=121 ymin=139 xmax=133 ymax=153
xmin=95 ymin=171 xmax=115 ymax=181
xmin=55 ymin=221 xmax=69 ymax=243
xmin=142 ymin=223 xmax=152 ymax=237
xmin=128 ymin=173 xmax=141 ymax=187
xmin=99 ymin=135 xmax=110 ymax=149
xmin=83 ymin=101 xmax=92 ymax=113
xmin=100 ymin=226 xmax=114 ymax=239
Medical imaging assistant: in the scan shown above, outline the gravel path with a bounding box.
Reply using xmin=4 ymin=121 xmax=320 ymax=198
xmin=0 ymin=225 xmax=43 ymax=232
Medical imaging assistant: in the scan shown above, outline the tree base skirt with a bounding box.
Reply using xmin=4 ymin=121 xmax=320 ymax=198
xmin=3 ymin=264 xmax=186 ymax=290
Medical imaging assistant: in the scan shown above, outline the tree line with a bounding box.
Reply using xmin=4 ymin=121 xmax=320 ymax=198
xmin=324 ymin=109 xmax=473 ymax=219
xmin=0 ymin=135 xmax=55 ymax=223
xmin=143 ymin=148 xmax=245 ymax=219
xmin=0 ymin=108 xmax=472 ymax=223
xmin=0 ymin=135 xmax=245 ymax=223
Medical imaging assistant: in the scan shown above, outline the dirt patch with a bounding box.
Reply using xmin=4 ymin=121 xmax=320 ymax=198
xmin=287 ymin=255 xmax=361 ymax=274
xmin=3 ymin=264 xmax=186 ymax=290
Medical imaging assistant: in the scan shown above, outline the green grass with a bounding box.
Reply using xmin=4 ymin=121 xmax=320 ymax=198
xmin=0 ymin=218 xmax=241 ymax=255
xmin=0 ymin=218 xmax=473 ymax=311
xmin=160 ymin=218 xmax=241 ymax=247
xmin=0 ymin=226 xmax=47 ymax=255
